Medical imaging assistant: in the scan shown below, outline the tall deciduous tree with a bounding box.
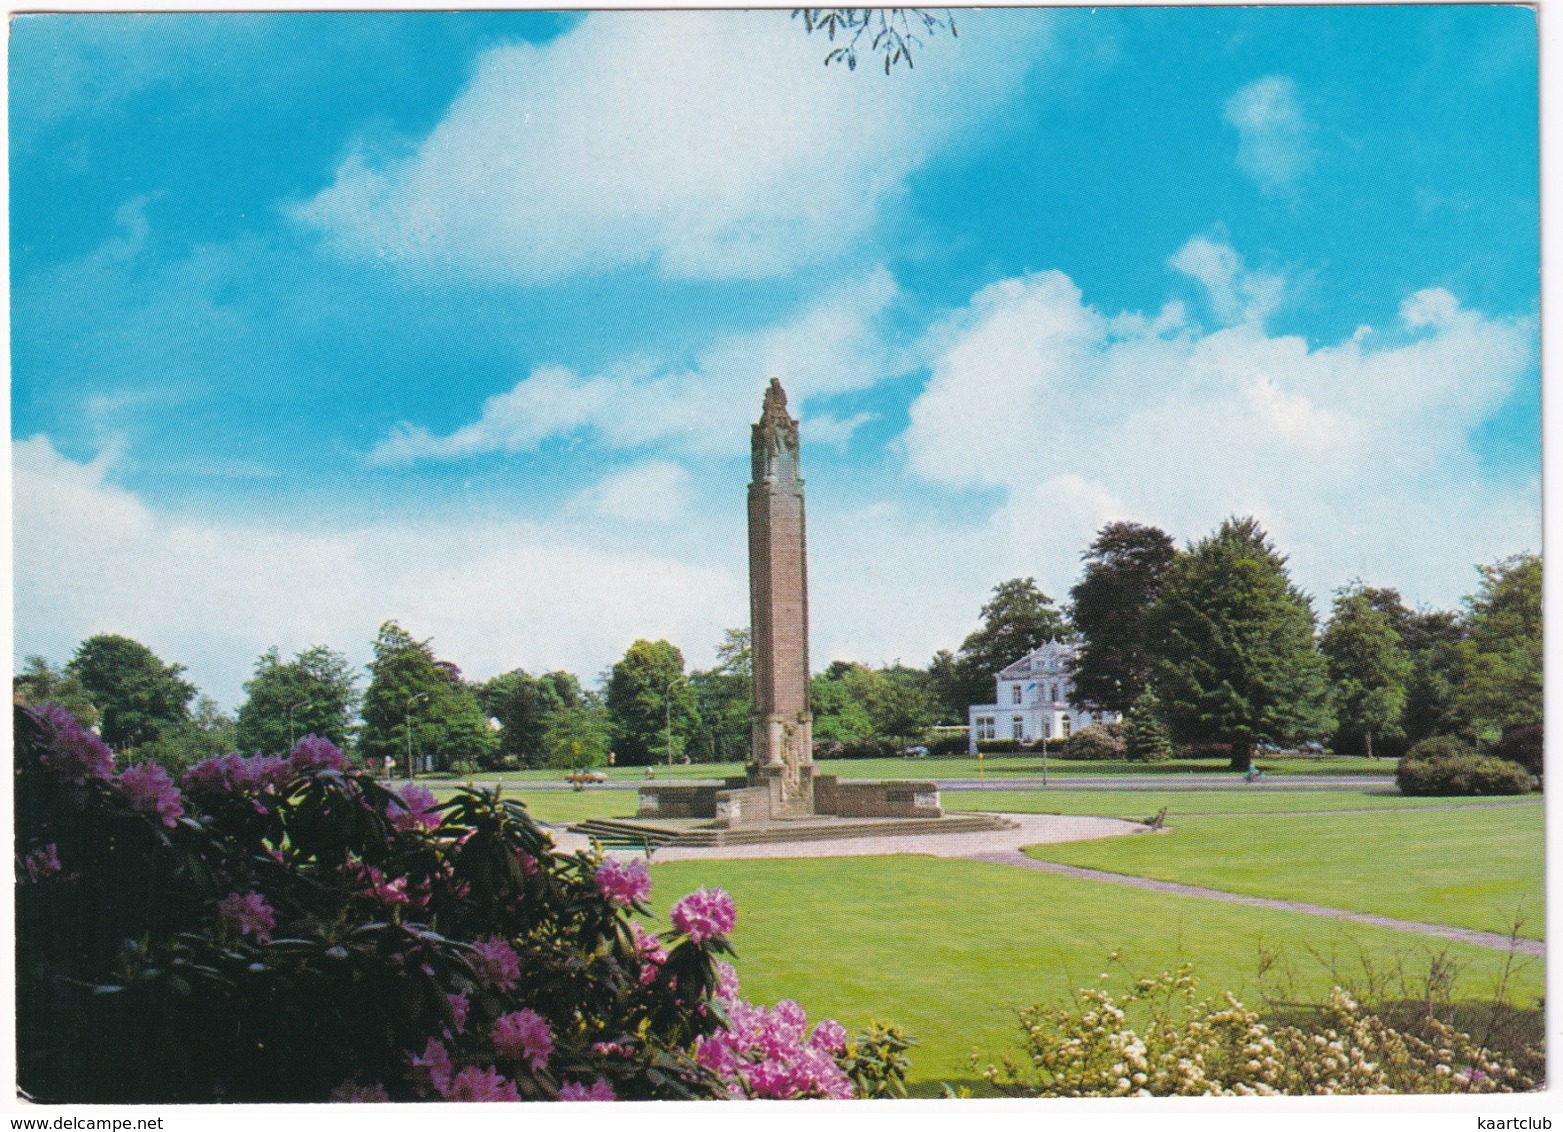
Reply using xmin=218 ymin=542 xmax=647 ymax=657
xmin=689 ymin=629 xmax=752 ymax=764
xmin=1320 ymin=584 xmax=1410 ymax=758
xmin=1068 ymin=522 xmax=1177 ymax=714
xmin=542 ymin=699 xmax=614 ymax=770
xmin=13 ymin=655 xmax=99 ymax=728
xmin=605 ymin=640 xmax=700 ymax=765
xmin=66 ymin=634 xmax=196 ymax=749
xmin=953 ymin=578 xmax=1068 ymax=712
xmin=359 ymin=622 xmax=496 ymax=773
xmin=477 ymin=669 xmax=583 ymax=767
xmin=1458 ymin=553 xmax=1542 ymax=739
xmin=1152 ymin=517 xmax=1334 ymax=771
xmin=236 ymin=645 xmax=361 ymax=754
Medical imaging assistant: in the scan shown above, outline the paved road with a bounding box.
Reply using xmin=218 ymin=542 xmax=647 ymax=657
xmin=495 ymin=775 xmax=1399 ymax=793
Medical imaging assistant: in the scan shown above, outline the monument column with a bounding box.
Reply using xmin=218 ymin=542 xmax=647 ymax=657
xmin=748 ymin=378 xmax=814 ymax=814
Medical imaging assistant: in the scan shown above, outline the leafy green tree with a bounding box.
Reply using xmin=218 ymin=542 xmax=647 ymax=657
xmin=1320 ymin=584 xmax=1411 ymax=758
xmin=689 ymin=629 xmax=752 ymax=764
xmin=1123 ymin=685 xmax=1174 ymax=762
xmin=542 ymin=700 xmax=614 ymax=770
xmin=810 ymin=661 xmax=937 ymax=745
xmin=605 ymin=640 xmax=700 ymax=765
xmin=13 ymin=655 xmax=99 ymax=728
xmin=953 ymin=578 xmax=1068 ymax=712
xmin=1151 ymin=517 xmax=1334 ymax=772
xmin=477 ymin=669 xmax=583 ymax=767
xmin=1457 ymin=553 xmax=1542 ymax=740
xmin=924 ymin=649 xmax=964 ymax=725
xmin=129 ymin=695 xmax=238 ymax=775
xmin=810 ymin=668 xmax=876 ymax=746
xmin=235 ymin=646 xmax=361 ymax=754
xmin=359 ymin=622 xmax=497 ymax=774
xmin=65 ymin=634 xmax=196 ymax=749
xmin=1351 ymin=587 xmax=1466 ymax=751
xmin=1068 ymin=522 xmax=1177 ymax=714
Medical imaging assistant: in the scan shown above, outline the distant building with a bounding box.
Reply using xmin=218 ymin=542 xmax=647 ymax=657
xmin=967 ymin=641 xmax=1120 ymax=752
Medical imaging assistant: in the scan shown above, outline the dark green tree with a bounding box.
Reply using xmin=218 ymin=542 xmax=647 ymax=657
xmin=1352 ymin=587 xmax=1466 ymax=751
xmin=1068 ymin=521 xmax=1177 ymax=714
xmin=1457 ymin=553 xmax=1542 ymax=740
xmin=952 ymin=578 xmax=1068 ymax=712
xmin=129 ymin=695 xmax=238 ymax=775
xmin=1320 ymin=584 xmax=1411 ymax=758
xmin=1123 ymin=685 xmax=1174 ymax=762
xmin=359 ymin=622 xmax=496 ymax=774
xmin=235 ymin=645 xmax=361 ymax=754
xmin=924 ymin=649 xmax=964 ymax=724
xmin=1151 ymin=517 xmax=1335 ymax=772
xmin=477 ymin=669 xmax=583 ymax=767
xmin=65 ymin=634 xmax=196 ymax=749
xmin=13 ymin=655 xmax=99 ymax=728
xmin=605 ymin=640 xmax=700 ymax=765
xmin=689 ymin=629 xmax=752 ymax=764
xmin=542 ymin=699 xmax=614 ymax=770
xmin=810 ymin=667 xmax=876 ymax=746
xmin=1069 ymin=519 xmax=1175 ymax=712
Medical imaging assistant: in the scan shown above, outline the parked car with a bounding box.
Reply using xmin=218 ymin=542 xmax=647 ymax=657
xmin=901 ymin=745 xmax=929 ymax=758
xmin=565 ymin=770 xmax=609 ymax=785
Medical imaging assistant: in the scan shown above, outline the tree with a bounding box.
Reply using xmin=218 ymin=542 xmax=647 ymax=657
xmin=359 ymin=622 xmax=497 ymax=774
xmin=1123 ymin=685 xmax=1174 ymax=762
xmin=1068 ymin=522 xmax=1177 ymax=714
xmin=924 ymin=649 xmax=964 ymax=725
xmin=689 ymin=629 xmax=752 ymax=764
xmin=810 ymin=661 xmax=937 ymax=746
xmin=13 ymin=655 xmax=99 ymax=728
xmin=795 ymin=8 xmax=957 ymax=73
xmin=65 ymin=634 xmax=196 ymax=749
xmin=1151 ymin=518 xmax=1335 ymax=771
xmin=235 ymin=645 xmax=361 ymax=754
xmin=477 ymin=669 xmax=583 ymax=768
xmin=952 ymin=578 xmax=1068 ymax=712
xmin=605 ymin=640 xmax=700 ymax=766
xmin=810 ymin=667 xmax=876 ymax=746
xmin=1457 ymin=553 xmax=1542 ymax=740
xmin=542 ymin=700 xmax=614 ymax=770
xmin=1320 ymin=584 xmax=1411 ymax=758
xmin=129 ymin=695 xmax=237 ymax=775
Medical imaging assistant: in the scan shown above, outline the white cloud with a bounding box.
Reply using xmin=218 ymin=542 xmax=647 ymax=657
xmin=903 ymin=238 xmax=1538 ymax=612
xmin=1167 ymin=233 xmax=1285 ymax=326
xmin=293 ymin=11 xmax=1046 ymax=281
xmin=13 ymin=436 xmax=743 ymax=709
xmin=803 ymin=412 xmax=876 ymax=450
xmin=569 ymin=460 xmax=692 ymax=523
xmin=1224 ymin=75 xmax=1315 ymax=196
xmin=368 ymin=270 xmax=902 ymax=463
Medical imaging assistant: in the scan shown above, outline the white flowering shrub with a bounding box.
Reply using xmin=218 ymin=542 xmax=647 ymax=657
xmin=978 ymin=962 xmax=1537 ymax=1096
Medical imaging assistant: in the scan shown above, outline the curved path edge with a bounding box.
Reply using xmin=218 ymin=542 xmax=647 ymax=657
xmin=976 ymin=850 xmax=1545 ymax=957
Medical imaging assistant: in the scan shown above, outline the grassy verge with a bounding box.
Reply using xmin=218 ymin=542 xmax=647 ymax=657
xmin=946 ymin=789 xmax=1540 ymax=818
xmin=645 ymin=855 xmax=1543 ymax=1092
xmin=1022 ymin=807 xmax=1544 ymax=939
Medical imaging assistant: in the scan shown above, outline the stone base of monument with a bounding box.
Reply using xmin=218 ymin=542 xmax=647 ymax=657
xmin=567 ymin=776 xmax=1017 ymax=847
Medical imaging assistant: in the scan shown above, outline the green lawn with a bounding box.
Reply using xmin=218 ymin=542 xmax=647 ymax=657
xmin=947 ymin=789 xmax=1540 ymax=818
xmin=1023 ymin=807 xmax=1545 ymax=939
xmin=424 ymin=784 xmax=638 ymax=825
xmin=645 ymin=855 xmax=1543 ymax=1092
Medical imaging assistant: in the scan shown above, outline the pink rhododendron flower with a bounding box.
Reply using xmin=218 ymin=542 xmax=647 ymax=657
xmin=594 ymin=856 xmax=651 ymax=907
xmin=218 ymin=890 xmax=276 ymax=942
xmin=405 ymin=1038 xmax=453 ymax=1097
xmin=184 ymin=752 xmax=292 ymax=798
xmin=328 ymin=1081 xmax=390 ymax=1102
xmin=809 ymin=1018 xmax=849 ymax=1055
xmin=492 ymin=1008 xmax=553 ymax=1072
xmin=22 ymin=843 xmax=62 ymax=883
xmin=118 ymin=761 xmax=184 ymax=828
xmin=37 ymin=706 xmax=115 ymax=784
xmin=440 ymin=1065 xmax=521 ymax=1102
xmin=558 ymin=1078 xmax=616 ymax=1101
xmin=341 ymin=859 xmax=410 ymax=907
xmin=446 ymin=992 xmax=470 ymax=1034
xmin=670 ymin=887 xmax=736 ymax=943
xmin=469 ymin=935 xmax=522 ymax=991
xmin=628 ymin=920 xmax=668 ymax=984
xmin=714 ymin=960 xmax=741 ymax=1003
xmin=288 ymin=734 xmax=345 ymax=773
xmin=388 ymin=783 xmax=441 ymax=832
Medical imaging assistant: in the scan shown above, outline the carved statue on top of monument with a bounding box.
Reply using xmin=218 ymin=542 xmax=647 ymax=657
xmin=746 ymin=378 xmax=814 ymax=814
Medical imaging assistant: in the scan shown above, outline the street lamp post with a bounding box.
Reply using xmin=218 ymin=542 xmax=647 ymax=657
xmin=285 ymin=697 xmax=312 ymax=749
xmin=405 ymin=692 xmax=428 ymax=781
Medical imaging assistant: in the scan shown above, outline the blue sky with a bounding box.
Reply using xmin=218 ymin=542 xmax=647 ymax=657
xmin=11 ymin=8 xmax=1540 ymax=710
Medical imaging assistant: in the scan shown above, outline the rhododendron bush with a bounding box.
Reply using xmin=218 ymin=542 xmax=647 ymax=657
xmin=15 ymin=705 xmax=888 ymax=1103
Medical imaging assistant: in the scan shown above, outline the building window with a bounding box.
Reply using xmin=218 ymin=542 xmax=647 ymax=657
xmin=1049 ymin=682 xmax=1058 ymax=702
xmin=1012 ymin=684 xmax=1023 ymax=704
xmin=1012 ymin=717 xmax=1025 ymax=740
xmin=976 ymin=717 xmax=996 ymax=741
xmin=1061 ymin=714 xmax=1072 ymax=738
xmin=1042 ymin=719 xmax=1051 ymax=739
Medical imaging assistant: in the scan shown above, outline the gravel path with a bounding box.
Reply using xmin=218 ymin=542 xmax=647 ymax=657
xmin=553 ymin=811 xmax=1542 ymax=957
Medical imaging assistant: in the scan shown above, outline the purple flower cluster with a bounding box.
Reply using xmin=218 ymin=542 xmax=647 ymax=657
xmin=491 ymin=1009 xmax=553 ymax=1071
xmin=469 ymin=936 xmax=522 ymax=991
xmin=388 ymin=783 xmax=442 ymax=832
xmin=118 ymin=761 xmax=184 ymax=828
xmin=405 ymin=1040 xmax=520 ymax=1102
xmin=669 ymin=887 xmax=736 ymax=943
xmin=340 ymin=858 xmax=411 ymax=907
xmin=22 ymin=843 xmax=62 ymax=883
xmin=218 ymin=890 xmax=277 ymax=943
xmin=288 ymin=735 xmax=346 ymax=774
xmin=37 ymin=705 xmax=115 ymax=784
xmin=628 ymin=920 xmax=668 ymax=985
xmin=558 ymin=1078 xmax=616 ymax=1101
xmin=446 ymin=992 xmax=471 ymax=1034
xmin=694 ymin=965 xmax=855 ymax=1099
xmin=183 ymin=752 xmax=291 ymax=799
xmin=594 ymin=856 xmax=652 ymax=907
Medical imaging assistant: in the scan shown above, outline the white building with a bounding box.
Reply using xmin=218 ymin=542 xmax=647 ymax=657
xmin=967 ymin=641 xmax=1120 ymax=752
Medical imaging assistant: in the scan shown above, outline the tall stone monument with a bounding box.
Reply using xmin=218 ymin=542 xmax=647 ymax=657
xmin=746 ymin=379 xmax=815 ymax=815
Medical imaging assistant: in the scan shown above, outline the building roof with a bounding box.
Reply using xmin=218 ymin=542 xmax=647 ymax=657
xmin=996 ymin=640 xmax=1079 ymax=679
